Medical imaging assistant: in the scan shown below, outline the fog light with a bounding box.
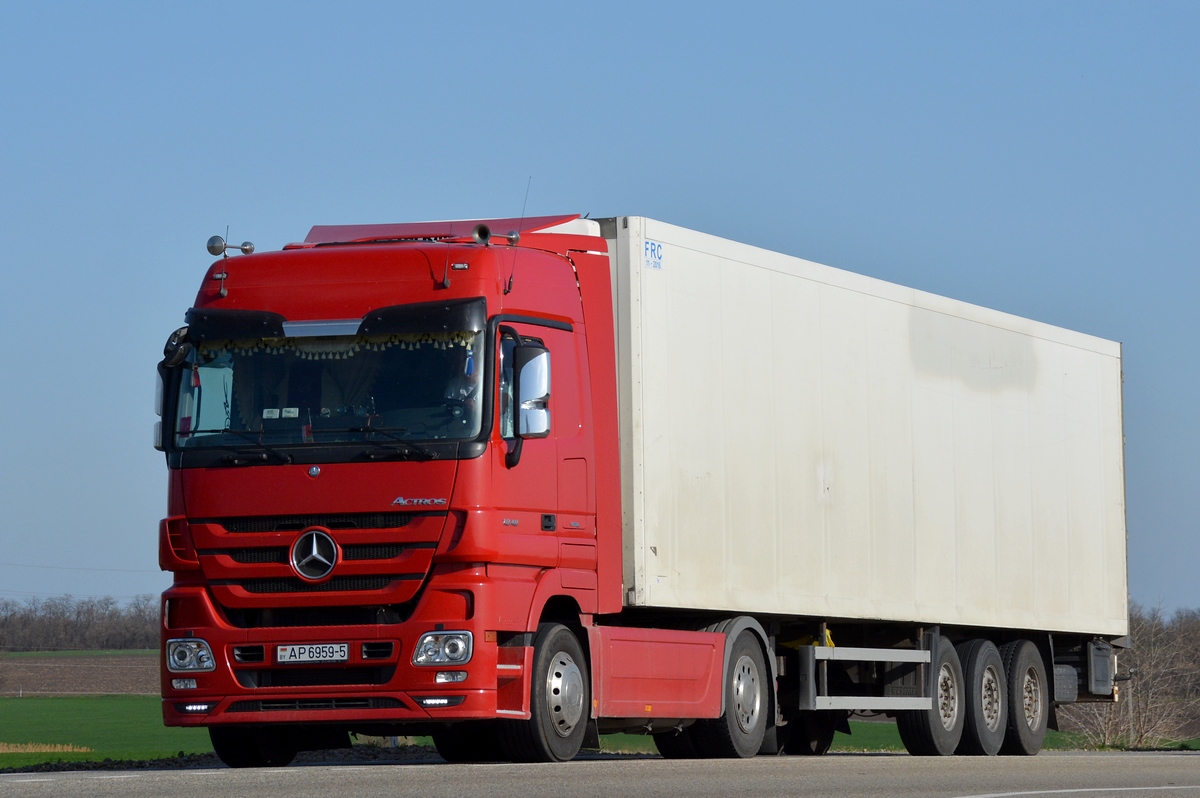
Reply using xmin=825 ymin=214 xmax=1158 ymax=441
xmin=166 ymin=638 xmax=216 ymax=672
xmin=171 ymin=678 xmax=198 ymax=689
xmin=436 ymin=671 xmax=468 ymax=684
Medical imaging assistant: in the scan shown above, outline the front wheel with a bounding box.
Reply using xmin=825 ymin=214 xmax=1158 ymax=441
xmin=500 ymin=623 xmax=590 ymax=762
xmin=432 ymin=721 xmax=506 ymax=763
xmin=209 ymin=726 xmax=298 ymax=768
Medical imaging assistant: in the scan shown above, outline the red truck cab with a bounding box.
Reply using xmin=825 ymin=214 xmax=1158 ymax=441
xmin=155 ymin=215 xmax=633 ymax=764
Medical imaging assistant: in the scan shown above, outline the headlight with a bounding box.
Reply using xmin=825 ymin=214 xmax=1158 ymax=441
xmin=412 ymin=631 xmax=473 ymax=665
xmin=166 ymin=638 xmax=216 ymax=672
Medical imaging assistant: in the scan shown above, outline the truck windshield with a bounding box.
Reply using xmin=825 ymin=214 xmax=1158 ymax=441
xmin=173 ymin=330 xmax=485 ymax=449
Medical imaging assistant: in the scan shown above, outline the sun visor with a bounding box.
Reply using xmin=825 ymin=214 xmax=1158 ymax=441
xmin=184 ymin=307 xmax=287 ymax=343
xmin=358 ymin=297 xmax=487 ymax=337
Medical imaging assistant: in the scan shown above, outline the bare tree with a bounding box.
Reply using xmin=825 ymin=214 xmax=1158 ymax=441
xmin=1061 ymin=604 xmax=1200 ymax=748
xmin=0 ymin=595 xmax=158 ymax=652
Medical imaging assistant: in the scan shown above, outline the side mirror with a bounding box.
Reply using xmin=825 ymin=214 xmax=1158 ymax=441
xmin=514 ymin=346 xmax=550 ymax=438
xmin=161 ymin=326 xmax=192 ymax=368
xmin=504 ymin=344 xmax=550 ymax=468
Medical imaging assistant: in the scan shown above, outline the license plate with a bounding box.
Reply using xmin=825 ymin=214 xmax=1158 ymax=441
xmin=276 ymin=643 xmax=349 ymax=664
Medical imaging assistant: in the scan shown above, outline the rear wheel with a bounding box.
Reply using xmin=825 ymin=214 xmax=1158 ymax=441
xmin=782 ymin=712 xmax=837 ymax=756
xmin=209 ymin=726 xmax=298 ymax=768
xmin=897 ymin=635 xmax=964 ymax=756
xmin=955 ymin=639 xmax=1007 ymax=755
xmin=432 ymin=721 xmax=505 ymax=763
xmin=653 ymin=727 xmax=701 ymax=759
xmin=691 ymin=630 xmax=767 ymax=758
xmin=500 ymin=623 xmax=590 ymax=762
xmin=999 ymin=639 xmax=1048 ymax=755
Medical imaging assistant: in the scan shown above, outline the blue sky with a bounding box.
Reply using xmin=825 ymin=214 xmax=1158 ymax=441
xmin=0 ymin=2 xmax=1196 ymax=611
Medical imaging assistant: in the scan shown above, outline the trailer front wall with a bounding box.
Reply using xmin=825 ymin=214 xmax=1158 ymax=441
xmin=609 ymin=218 xmax=1127 ymax=637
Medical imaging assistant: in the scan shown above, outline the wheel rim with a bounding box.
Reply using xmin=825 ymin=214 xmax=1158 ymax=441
xmin=1021 ymin=666 xmax=1043 ymax=731
xmin=980 ymin=664 xmax=1002 ymax=732
xmin=732 ymin=654 xmax=761 ymax=734
xmin=545 ymin=650 xmax=585 ymax=738
xmin=937 ymin=662 xmax=959 ymax=731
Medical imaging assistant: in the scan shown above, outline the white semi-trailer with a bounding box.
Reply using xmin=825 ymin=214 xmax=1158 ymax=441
xmin=602 ymin=216 xmax=1127 ymax=757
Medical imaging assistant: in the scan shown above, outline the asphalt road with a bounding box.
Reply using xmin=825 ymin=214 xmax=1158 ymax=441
xmin=2 ymin=752 xmax=1199 ymax=798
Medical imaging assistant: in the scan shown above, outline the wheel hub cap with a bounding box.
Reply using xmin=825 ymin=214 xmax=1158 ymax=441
xmin=1022 ymin=666 xmax=1043 ymax=731
xmin=546 ymin=651 xmax=584 ymax=738
xmin=981 ymin=665 xmax=1001 ymax=732
xmin=938 ymin=662 xmax=959 ymax=731
xmin=733 ymin=654 xmax=761 ymax=734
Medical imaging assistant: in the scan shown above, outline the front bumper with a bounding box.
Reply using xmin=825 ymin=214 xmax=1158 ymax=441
xmin=160 ymin=568 xmax=532 ymax=728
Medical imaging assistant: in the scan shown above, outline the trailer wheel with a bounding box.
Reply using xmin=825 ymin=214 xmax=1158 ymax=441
xmin=209 ymin=726 xmax=297 ymax=768
xmin=955 ymin=639 xmax=1007 ymax=755
xmin=998 ymin=639 xmax=1048 ymax=755
xmin=897 ymin=635 xmax=964 ymax=756
xmin=691 ymin=630 xmax=767 ymax=758
xmin=653 ymin=727 xmax=701 ymax=758
xmin=500 ymin=623 xmax=590 ymax=762
xmin=782 ymin=711 xmax=838 ymax=755
xmin=432 ymin=721 xmax=506 ymax=763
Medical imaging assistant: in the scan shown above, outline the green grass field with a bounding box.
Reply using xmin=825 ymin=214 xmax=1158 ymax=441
xmin=2 ymin=695 xmax=1196 ymax=768
xmin=5 ymin=649 xmax=156 ymax=659
xmin=0 ymin=695 xmax=211 ymax=769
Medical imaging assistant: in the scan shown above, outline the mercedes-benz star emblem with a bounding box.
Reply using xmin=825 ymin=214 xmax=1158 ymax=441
xmin=291 ymin=529 xmax=337 ymax=581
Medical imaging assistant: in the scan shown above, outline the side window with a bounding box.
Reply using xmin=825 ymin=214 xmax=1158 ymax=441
xmin=499 ymin=334 xmax=517 ymax=439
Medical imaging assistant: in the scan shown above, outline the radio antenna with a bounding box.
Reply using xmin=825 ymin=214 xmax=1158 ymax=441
xmin=504 ymin=176 xmax=531 ymax=295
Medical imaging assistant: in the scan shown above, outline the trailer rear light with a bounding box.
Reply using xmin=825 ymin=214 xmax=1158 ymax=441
xmin=415 ymin=696 xmax=465 ymax=708
xmin=171 ymin=678 xmax=197 ymax=690
xmin=435 ymin=671 xmax=467 ymax=683
xmin=167 ymin=638 xmax=216 ymax=672
xmin=175 ymin=702 xmax=216 ymax=714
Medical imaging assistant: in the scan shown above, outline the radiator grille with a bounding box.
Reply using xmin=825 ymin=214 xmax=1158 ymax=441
xmin=228 ymin=696 xmax=404 ymax=712
xmin=236 ymin=576 xmax=398 ymax=593
xmin=216 ymin=513 xmax=419 ymax=533
xmin=220 ymin=543 xmax=422 ymax=564
xmin=230 ymin=548 xmax=287 ymax=564
xmin=344 ymin=543 xmax=411 ymax=560
xmin=219 ymin=603 xmax=413 ymax=629
xmin=234 ymin=665 xmax=396 ymax=688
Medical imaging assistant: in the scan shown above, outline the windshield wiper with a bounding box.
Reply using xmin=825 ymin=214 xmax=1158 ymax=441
xmin=350 ymin=426 xmax=436 ymax=460
xmin=201 ymin=428 xmax=294 ymax=465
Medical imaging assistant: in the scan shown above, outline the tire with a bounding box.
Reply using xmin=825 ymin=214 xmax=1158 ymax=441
xmin=691 ymin=630 xmax=768 ymax=758
xmin=653 ymin=728 xmax=701 ymax=759
xmin=955 ymin=639 xmax=1007 ymax=756
xmin=896 ymin=635 xmax=964 ymax=756
xmin=432 ymin=721 xmax=506 ymax=763
xmin=998 ymin=639 xmax=1048 ymax=755
xmin=782 ymin=711 xmax=837 ymax=756
xmin=500 ymin=623 xmax=590 ymax=762
xmin=209 ymin=726 xmax=298 ymax=768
